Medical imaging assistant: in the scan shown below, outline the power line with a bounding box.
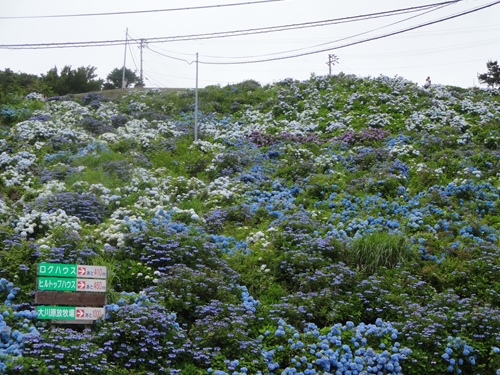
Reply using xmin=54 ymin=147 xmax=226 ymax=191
xmin=0 ymin=0 xmax=285 ymax=19
xmin=196 ymin=0 xmax=500 ymax=65
xmin=128 ymin=42 xmax=139 ymax=73
xmin=143 ymin=49 xmax=193 ymax=80
xmin=341 ymin=36 xmax=500 ymax=59
xmin=196 ymin=0 xmax=454 ymax=59
xmin=146 ymin=47 xmax=195 ymax=64
xmin=0 ymin=1 xmax=463 ymax=50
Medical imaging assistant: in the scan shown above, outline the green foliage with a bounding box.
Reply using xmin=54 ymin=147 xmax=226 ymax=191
xmin=349 ymin=232 xmax=417 ymax=274
xmin=0 ymin=69 xmax=49 ymax=105
xmin=0 ymin=96 xmax=45 ymax=125
xmin=66 ymin=150 xmax=131 ymax=188
xmin=478 ymin=60 xmax=500 ymax=88
xmin=42 ymin=65 xmax=103 ymax=95
xmin=146 ymin=136 xmax=213 ymax=179
xmin=0 ymin=238 xmax=38 ymax=303
xmin=105 ymin=67 xmax=143 ymax=89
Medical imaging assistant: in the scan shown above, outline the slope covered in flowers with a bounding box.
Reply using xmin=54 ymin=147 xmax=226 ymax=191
xmin=1 ymin=74 xmax=500 ymax=374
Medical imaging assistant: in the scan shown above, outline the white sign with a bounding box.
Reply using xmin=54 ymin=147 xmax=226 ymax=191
xmin=75 ymin=307 xmax=106 ymax=320
xmin=75 ymin=278 xmax=107 ymax=292
xmin=77 ymin=265 xmax=107 ymax=279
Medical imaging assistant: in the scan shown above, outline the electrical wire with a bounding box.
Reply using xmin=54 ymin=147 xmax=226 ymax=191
xmin=341 ymin=57 xmax=499 ymax=73
xmin=196 ymin=0 xmax=500 ymax=65
xmin=341 ymin=36 xmax=500 ymax=59
xmin=127 ymin=41 xmax=140 ymax=74
xmin=0 ymin=1 xmax=463 ymax=49
xmin=143 ymin=74 xmax=167 ymax=88
xmin=188 ymin=0 xmax=455 ymax=59
xmin=0 ymin=0 xmax=285 ymax=19
xmin=143 ymin=48 xmax=193 ymax=80
xmin=146 ymin=47 xmax=196 ymax=64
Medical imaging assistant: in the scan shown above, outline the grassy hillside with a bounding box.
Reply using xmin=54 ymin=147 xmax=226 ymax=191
xmin=0 ymin=74 xmax=500 ymax=374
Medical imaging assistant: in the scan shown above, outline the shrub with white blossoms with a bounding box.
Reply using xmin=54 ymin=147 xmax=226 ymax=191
xmin=89 ymin=184 xmax=122 ymax=206
xmin=405 ymin=112 xmax=427 ymax=131
xmin=189 ymin=139 xmax=226 ymax=153
xmin=246 ymin=231 xmax=271 ymax=248
xmin=206 ymin=176 xmax=242 ymax=206
xmin=115 ymin=118 xmax=180 ymax=148
xmin=200 ymin=110 xmax=272 ymax=141
xmin=134 ymin=189 xmax=171 ymax=210
xmin=94 ymin=208 xmax=134 ymax=248
xmin=127 ymin=101 xmax=149 ymax=112
xmin=414 ymin=163 xmax=445 ymax=178
xmin=25 ymin=92 xmax=45 ymax=101
xmin=457 ymin=167 xmax=482 ymax=179
xmin=35 ymin=179 xmax=67 ymax=199
xmin=47 ymin=100 xmax=91 ymax=125
xmin=10 ymin=120 xmax=59 ymax=142
xmin=449 ymin=115 xmax=470 ymax=132
xmin=0 ymin=198 xmax=11 ymax=223
xmin=94 ymin=101 xmax=121 ymax=121
xmin=276 ymin=118 xmax=320 ymax=133
xmin=0 ymin=151 xmax=37 ymax=186
xmin=116 ymin=119 xmax=159 ymax=148
xmin=123 ymin=167 xmax=161 ymax=194
xmin=457 ymin=131 xmax=472 ymax=145
xmin=279 ymin=144 xmax=315 ymax=162
xmin=367 ymin=113 xmax=392 ymax=128
xmin=11 ymin=118 xmax=91 ymax=144
xmin=99 ymin=132 xmax=119 ymax=143
xmin=155 ymin=120 xmax=185 ymax=138
xmin=171 ymin=207 xmax=204 ymax=222
xmin=12 ymin=209 xmax=81 ymax=239
xmin=389 ymin=144 xmax=420 ymax=158
xmin=314 ymin=154 xmax=340 ymax=172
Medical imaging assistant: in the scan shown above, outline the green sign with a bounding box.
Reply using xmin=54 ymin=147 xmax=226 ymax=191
xmin=37 ymin=277 xmax=107 ymax=292
xmin=36 ymin=306 xmax=105 ymax=320
xmin=37 ymin=263 xmax=77 ymax=277
xmin=37 ymin=263 xmax=107 ymax=279
xmin=37 ymin=277 xmax=76 ymax=291
xmin=36 ymin=306 xmax=75 ymax=319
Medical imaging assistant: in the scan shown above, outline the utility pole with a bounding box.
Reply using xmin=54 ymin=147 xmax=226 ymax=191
xmin=194 ymin=52 xmax=199 ymax=141
xmin=139 ymin=39 xmax=147 ymax=86
xmin=121 ymin=28 xmax=128 ymax=89
xmin=326 ymin=54 xmax=339 ymax=75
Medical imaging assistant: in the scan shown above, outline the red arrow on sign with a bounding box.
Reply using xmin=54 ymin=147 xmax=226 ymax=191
xmin=78 ymin=267 xmax=86 ymax=276
xmin=77 ymin=281 xmax=86 ymax=289
xmin=76 ymin=309 xmax=84 ymax=318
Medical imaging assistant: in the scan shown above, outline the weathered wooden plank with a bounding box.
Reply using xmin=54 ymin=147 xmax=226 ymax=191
xmin=50 ymin=320 xmax=95 ymax=325
xmin=35 ymin=291 xmax=107 ymax=306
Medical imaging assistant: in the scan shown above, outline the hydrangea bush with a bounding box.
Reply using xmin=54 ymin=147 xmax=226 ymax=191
xmin=1 ymin=76 xmax=500 ymax=374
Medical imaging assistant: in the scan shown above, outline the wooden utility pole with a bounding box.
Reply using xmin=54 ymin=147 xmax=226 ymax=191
xmin=327 ymin=54 xmax=339 ymax=75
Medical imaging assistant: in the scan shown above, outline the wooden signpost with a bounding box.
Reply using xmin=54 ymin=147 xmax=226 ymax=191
xmin=35 ymin=262 xmax=108 ymax=325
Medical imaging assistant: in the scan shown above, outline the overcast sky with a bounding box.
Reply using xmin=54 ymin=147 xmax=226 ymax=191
xmin=1 ymin=0 xmax=499 ymax=89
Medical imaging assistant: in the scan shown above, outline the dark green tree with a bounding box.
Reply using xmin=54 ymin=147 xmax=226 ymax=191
xmin=0 ymin=68 xmax=48 ymax=104
xmin=41 ymin=65 xmax=103 ymax=95
xmin=478 ymin=60 xmax=500 ymax=88
xmin=105 ymin=67 xmax=143 ymax=89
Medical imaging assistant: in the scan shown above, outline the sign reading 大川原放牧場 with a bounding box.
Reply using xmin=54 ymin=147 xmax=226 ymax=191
xmin=37 ymin=277 xmax=107 ymax=292
xmin=35 ymin=262 xmax=108 ymax=324
xmin=36 ymin=306 xmax=105 ymax=320
xmin=37 ymin=263 xmax=107 ymax=279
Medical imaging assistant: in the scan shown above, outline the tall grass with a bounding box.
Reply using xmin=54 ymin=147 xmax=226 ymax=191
xmin=349 ymin=232 xmax=417 ymax=274
xmin=66 ymin=151 xmax=131 ymax=189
